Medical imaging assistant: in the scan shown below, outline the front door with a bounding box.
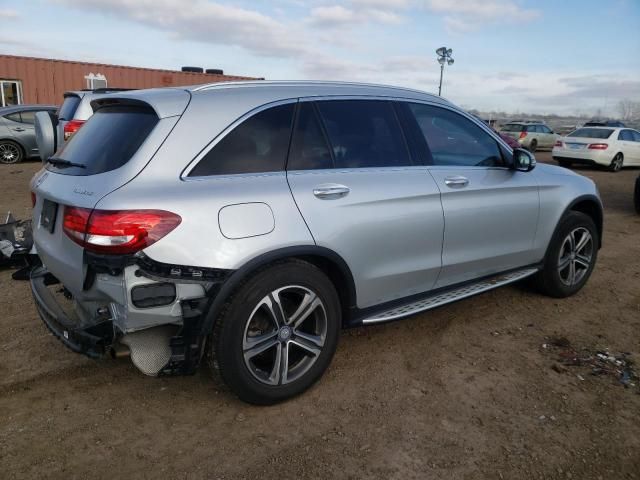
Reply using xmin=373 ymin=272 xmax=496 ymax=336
xmin=287 ymin=100 xmax=444 ymax=309
xmin=405 ymin=102 xmax=540 ymax=288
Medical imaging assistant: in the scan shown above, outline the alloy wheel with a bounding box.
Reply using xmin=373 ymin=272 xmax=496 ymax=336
xmin=610 ymin=154 xmax=623 ymax=172
xmin=0 ymin=142 xmax=20 ymax=164
xmin=242 ymin=285 xmax=327 ymax=386
xmin=557 ymin=227 xmax=593 ymax=286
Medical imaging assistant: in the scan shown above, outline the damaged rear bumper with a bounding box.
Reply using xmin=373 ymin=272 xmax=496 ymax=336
xmin=30 ymin=266 xmax=112 ymax=358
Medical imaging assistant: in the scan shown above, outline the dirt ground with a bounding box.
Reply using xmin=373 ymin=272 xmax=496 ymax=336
xmin=1 ymin=153 xmax=639 ymax=480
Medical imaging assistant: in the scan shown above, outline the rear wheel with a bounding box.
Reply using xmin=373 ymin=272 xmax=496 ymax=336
xmin=528 ymin=139 xmax=538 ymax=153
xmin=211 ymin=260 xmax=341 ymax=404
xmin=609 ymin=153 xmax=623 ymax=172
xmin=534 ymin=212 xmax=598 ymax=298
xmin=558 ymin=159 xmax=572 ymax=168
xmin=0 ymin=140 xmax=23 ymax=164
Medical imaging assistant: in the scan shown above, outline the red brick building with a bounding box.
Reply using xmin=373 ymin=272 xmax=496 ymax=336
xmin=0 ymin=54 xmax=258 ymax=107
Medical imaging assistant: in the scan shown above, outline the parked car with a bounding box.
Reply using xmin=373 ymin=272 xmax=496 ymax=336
xmin=499 ymin=121 xmax=558 ymax=152
xmin=0 ymin=105 xmax=57 ymax=164
xmin=584 ymin=120 xmax=626 ymax=128
xmin=553 ymin=126 xmax=640 ymax=172
xmin=34 ymin=88 xmax=132 ymax=161
xmin=30 ymin=81 xmax=603 ymax=404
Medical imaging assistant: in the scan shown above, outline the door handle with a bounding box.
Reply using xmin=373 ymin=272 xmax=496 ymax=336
xmin=313 ymin=183 xmax=350 ymax=199
xmin=12 ymin=128 xmax=25 ymax=132
xmin=444 ymin=176 xmax=469 ymax=188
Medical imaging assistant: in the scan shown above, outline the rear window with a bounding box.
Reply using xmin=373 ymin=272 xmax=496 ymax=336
xmin=501 ymin=124 xmax=525 ymax=132
xmin=568 ymin=128 xmax=613 ymax=139
xmin=58 ymin=95 xmax=82 ymax=120
xmin=47 ymin=106 xmax=158 ymax=176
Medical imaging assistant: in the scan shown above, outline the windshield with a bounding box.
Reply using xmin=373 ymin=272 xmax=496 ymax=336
xmin=46 ymin=105 xmax=158 ymax=176
xmin=567 ymin=128 xmax=613 ymax=139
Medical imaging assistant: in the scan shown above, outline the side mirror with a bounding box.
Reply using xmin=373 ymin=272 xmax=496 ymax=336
xmin=512 ymin=148 xmax=536 ymax=172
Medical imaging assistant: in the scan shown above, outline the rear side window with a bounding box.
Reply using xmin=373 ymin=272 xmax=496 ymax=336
xmin=58 ymin=95 xmax=81 ymax=120
xmin=315 ymin=100 xmax=411 ymax=169
xmin=48 ymin=106 xmax=158 ymax=176
xmin=619 ymin=130 xmax=634 ymax=141
xmin=19 ymin=111 xmax=36 ymax=125
xmin=4 ymin=112 xmax=21 ymax=123
xmin=287 ymin=102 xmax=333 ymax=170
xmin=408 ymin=103 xmax=503 ymax=167
xmin=632 ymin=131 xmax=640 ymax=142
xmin=568 ymin=128 xmax=613 ymax=139
xmin=189 ymin=103 xmax=294 ymax=177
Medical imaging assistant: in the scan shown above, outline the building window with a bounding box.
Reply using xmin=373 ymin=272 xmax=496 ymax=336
xmin=0 ymin=80 xmax=22 ymax=107
xmin=85 ymin=72 xmax=107 ymax=90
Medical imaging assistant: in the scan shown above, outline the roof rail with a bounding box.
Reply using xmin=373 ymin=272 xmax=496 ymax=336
xmin=81 ymin=87 xmax=134 ymax=93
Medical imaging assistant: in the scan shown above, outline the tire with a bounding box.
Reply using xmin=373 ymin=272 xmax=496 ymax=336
xmin=0 ymin=140 xmax=24 ymax=164
xmin=634 ymin=176 xmax=640 ymax=214
xmin=210 ymin=260 xmax=341 ymax=404
xmin=609 ymin=153 xmax=623 ymax=172
xmin=534 ymin=211 xmax=598 ymax=298
xmin=558 ymin=159 xmax=572 ymax=168
xmin=528 ymin=139 xmax=537 ymax=153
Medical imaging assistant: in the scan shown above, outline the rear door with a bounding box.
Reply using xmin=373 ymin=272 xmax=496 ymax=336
xmin=405 ymin=102 xmax=540 ymax=288
xmin=3 ymin=111 xmax=37 ymax=155
xmin=287 ymin=99 xmax=444 ymax=309
xmin=630 ymin=130 xmax=640 ymax=164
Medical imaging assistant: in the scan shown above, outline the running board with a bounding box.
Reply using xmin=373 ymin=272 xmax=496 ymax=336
xmin=362 ymin=267 xmax=538 ymax=324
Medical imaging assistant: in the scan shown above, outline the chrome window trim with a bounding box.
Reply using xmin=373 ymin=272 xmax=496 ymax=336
xmin=181 ymin=98 xmax=298 ymax=180
xmin=182 ymin=95 xmax=513 ymax=180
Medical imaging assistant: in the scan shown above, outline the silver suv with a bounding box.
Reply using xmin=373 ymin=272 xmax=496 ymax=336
xmin=500 ymin=121 xmax=558 ymax=152
xmin=30 ymin=81 xmax=603 ymax=404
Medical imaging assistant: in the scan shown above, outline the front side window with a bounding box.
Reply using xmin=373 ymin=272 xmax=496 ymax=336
xmin=315 ymin=100 xmax=411 ymax=169
xmin=189 ymin=103 xmax=294 ymax=177
xmin=408 ymin=103 xmax=503 ymax=167
xmin=632 ymin=130 xmax=640 ymax=142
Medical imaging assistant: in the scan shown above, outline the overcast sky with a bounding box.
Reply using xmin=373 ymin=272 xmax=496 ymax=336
xmin=1 ymin=0 xmax=639 ymax=116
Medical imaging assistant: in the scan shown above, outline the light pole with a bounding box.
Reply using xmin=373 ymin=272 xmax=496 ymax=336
xmin=436 ymin=47 xmax=454 ymax=96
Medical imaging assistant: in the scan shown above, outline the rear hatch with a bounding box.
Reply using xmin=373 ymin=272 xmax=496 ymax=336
xmin=31 ymin=89 xmax=190 ymax=295
xmin=500 ymin=124 xmax=525 ymax=140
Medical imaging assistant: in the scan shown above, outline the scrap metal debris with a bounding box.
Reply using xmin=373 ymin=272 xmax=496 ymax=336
xmin=0 ymin=211 xmax=34 ymax=278
xmin=543 ymin=336 xmax=638 ymax=391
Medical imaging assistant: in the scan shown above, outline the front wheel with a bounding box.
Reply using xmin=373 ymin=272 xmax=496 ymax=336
xmin=211 ymin=260 xmax=341 ymax=404
xmin=534 ymin=212 xmax=598 ymax=298
xmin=609 ymin=153 xmax=623 ymax=172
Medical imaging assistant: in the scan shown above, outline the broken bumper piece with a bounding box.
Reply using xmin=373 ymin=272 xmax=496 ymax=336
xmin=30 ymin=266 xmax=113 ymax=358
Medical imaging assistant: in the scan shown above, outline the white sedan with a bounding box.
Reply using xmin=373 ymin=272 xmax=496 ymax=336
xmin=552 ymin=126 xmax=640 ymax=172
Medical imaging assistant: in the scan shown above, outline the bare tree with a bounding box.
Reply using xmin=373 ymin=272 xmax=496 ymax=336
xmin=617 ymin=99 xmax=639 ymax=120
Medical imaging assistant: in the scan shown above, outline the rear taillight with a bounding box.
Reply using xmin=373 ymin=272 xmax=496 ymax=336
xmin=554 ymin=140 xmax=563 ymax=147
xmin=519 ymin=131 xmax=527 ymax=139
xmin=63 ymin=119 xmax=85 ymax=141
xmin=31 ymin=192 xmax=36 ymax=207
xmin=588 ymin=143 xmax=609 ymax=150
xmin=63 ymin=207 xmax=181 ymax=255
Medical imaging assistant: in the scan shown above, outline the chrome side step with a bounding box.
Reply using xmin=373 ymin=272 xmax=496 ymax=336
xmin=362 ymin=267 xmax=538 ymax=324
